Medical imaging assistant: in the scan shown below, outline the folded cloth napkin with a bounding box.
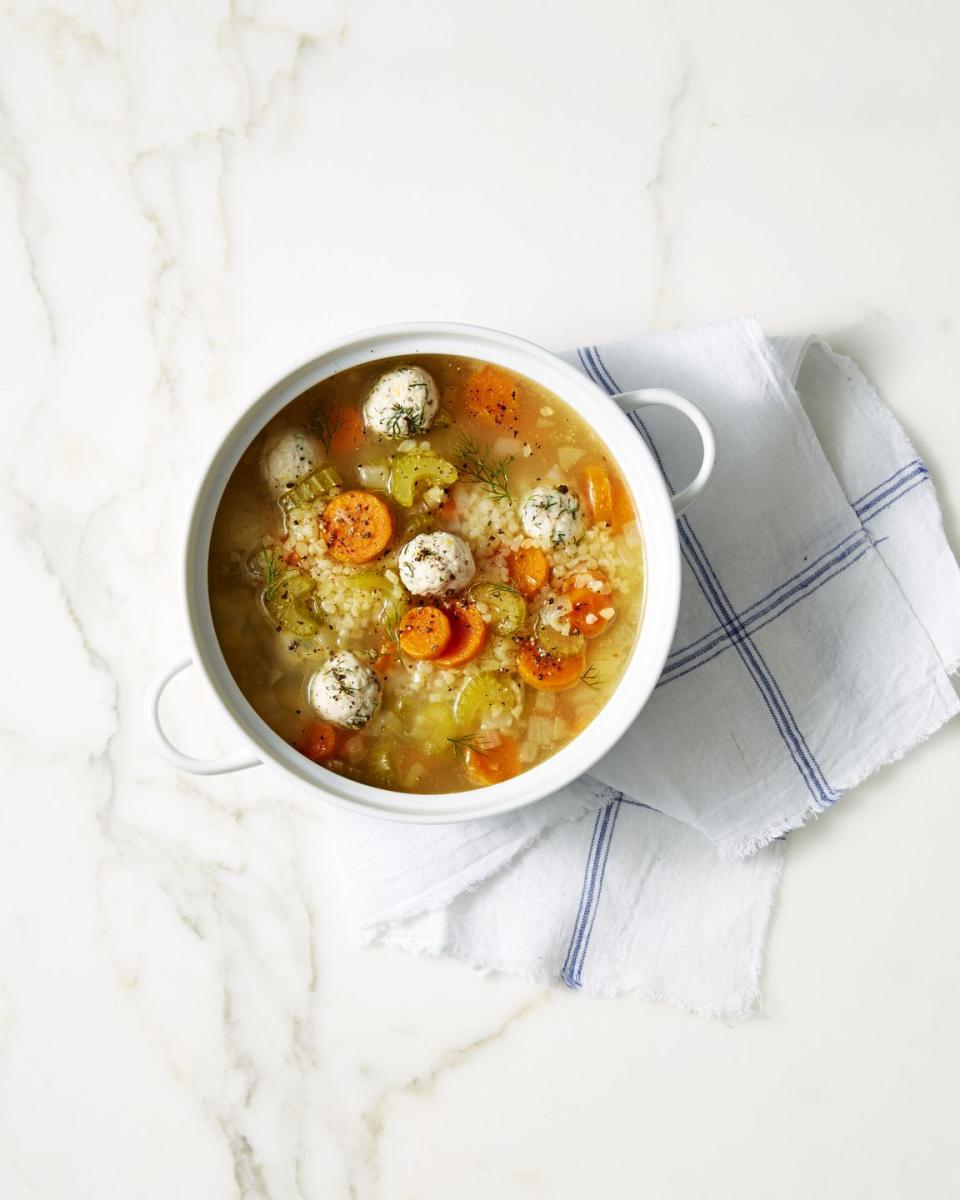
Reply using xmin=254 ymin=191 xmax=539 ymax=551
xmin=330 ymin=319 xmax=960 ymax=1018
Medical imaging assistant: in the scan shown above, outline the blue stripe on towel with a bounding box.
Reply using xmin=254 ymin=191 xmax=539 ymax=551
xmin=660 ymin=534 xmax=871 ymax=683
xmin=854 ymin=459 xmax=928 ymax=513
xmin=678 ymin=505 xmax=836 ymax=803
xmin=858 ymin=472 xmax=930 ymax=522
xmin=660 ymin=463 xmax=929 ymax=680
xmin=561 ymin=799 xmax=621 ymax=988
xmin=854 ymin=461 xmax=916 ymax=505
xmin=560 ymin=804 xmax=609 ymax=986
xmin=661 ymin=544 xmax=872 ymax=685
xmin=666 ymin=530 xmax=866 ymax=662
xmin=585 ymin=346 xmax=836 ymax=807
xmin=570 ymin=799 xmax=621 ymax=984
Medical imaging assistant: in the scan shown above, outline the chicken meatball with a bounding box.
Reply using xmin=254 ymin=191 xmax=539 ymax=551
xmin=262 ymin=429 xmax=320 ymax=495
xmin=363 ymin=366 xmax=439 ymax=438
xmin=397 ymin=531 xmax=476 ymax=596
xmin=518 ymin=486 xmax=585 ymax=547
xmin=307 ymin=651 xmax=382 ymax=730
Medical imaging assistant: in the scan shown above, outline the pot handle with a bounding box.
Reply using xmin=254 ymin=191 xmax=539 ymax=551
xmin=613 ymin=388 xmax=716 ymax=518
xmin=146 ymin=655 xmax=261 ymax=776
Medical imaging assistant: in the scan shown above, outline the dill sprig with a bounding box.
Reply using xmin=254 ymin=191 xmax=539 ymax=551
xmin=455 ymin=433 xmax=512 ymax=502
xmin=483 ymin=582 xmax=523 ymax=601
xmin=307 ymin=402 xmax=345 ymax=452
xmin=382 ymin=601 xmax=405 ymax=657
xmin=384 ymin=404 xmax=430 ymax=439
xmin=258 ymin=547 xmax=283 ymax=601
xmin=580 ymin=665 xmax=603 ymax=689
xmin=447 ymin=732 xmax=490 ymax=761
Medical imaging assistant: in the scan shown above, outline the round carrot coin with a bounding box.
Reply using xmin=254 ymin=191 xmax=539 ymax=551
xmin=322 ymin=490 xmax=395 ymax=563
xmin=508 ymin=545 xmax=550 ymax=597
xmin=398 ymin=605 xmax=453 ymax=661
xmin=516 ymin=640 xmax=586 ymax=691
xmin=563 ymin=574 xmax=614 ymax=639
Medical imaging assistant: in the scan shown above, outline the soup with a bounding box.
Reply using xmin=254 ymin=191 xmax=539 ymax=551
xmin=208 ymin=355 xmax=645 ymax=793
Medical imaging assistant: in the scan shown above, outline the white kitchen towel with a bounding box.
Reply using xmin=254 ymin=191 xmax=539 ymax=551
xmin=331 ymin=319 xmax=960 ymax=1017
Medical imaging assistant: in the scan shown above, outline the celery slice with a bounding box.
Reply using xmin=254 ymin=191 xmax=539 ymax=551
xmin=278 ymin=465 xmax=342 ymax=514
xmin=343 ymin=571 xmax=403 ymax=615
xmin=534 ymin=621 xmax=585 ymax=659
xmin=388 ymin=453 xmax=458 ymax=507
xmin=264 ymin=571 xmax=321 ymax=636
xmin=454 ymin=672 xmax=522 ymax=730
xmin=344 ymin=570 xmax=394 ymax=595
xmin=470 ymin=582 xmax=527 ymax=635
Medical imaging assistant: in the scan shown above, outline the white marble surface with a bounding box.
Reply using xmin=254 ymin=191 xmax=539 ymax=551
xmin=2 ymin=1 xmax=960 ymax=1196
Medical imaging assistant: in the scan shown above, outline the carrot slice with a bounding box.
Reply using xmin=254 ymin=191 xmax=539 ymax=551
xmin=438 ymin=491 xmax=458 ymax=521
xmin=465 ymin=736 xmax=521 ymax=786
xmin=465 ymin=364 xmax=519 ymax=430
xmin=508 ymin=545 xmax=550 ymax=598
xmin=322 ymin=490 xmax=395 ymax=563
xmin=581 ymin=463 xmax=613 ymax=525
xmin=373 ymin=645 xmax=396 ymax=674
xmin=328 ymin=405 xmax=364 ymax=456
xmin=563 ymin=573 xmax=614 ymax=639
xmin=398 ymin=605 xmax=453 ymax=661
xmin=432 ymin=603 xmax=489 ymax=667
xmin=297 ymin=721 xmax=337 ymax=763
xmin=609 ymin=474 xmax=636 ymax=533
xmin=516 ymin=640 xmax=586 ymax=691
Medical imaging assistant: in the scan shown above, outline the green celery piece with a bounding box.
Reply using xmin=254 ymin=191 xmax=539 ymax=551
xmin=389 ymin=453 xmax=458 ymax=507
xmin=278 ymin=465 xmax=342 ymax=514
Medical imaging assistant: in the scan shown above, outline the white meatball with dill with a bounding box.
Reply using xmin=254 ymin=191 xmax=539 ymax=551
xmin=398 ymin=531 xmax=475 ymax=596
xmin=262 ymin=429 xmax=320 ymax=495
xmin=363 ymin=366 xmax=440 ymax=438
xmin=519 ymin=485 xmax=585 ymax=547
xmin=307 ymin=651 xmax=382 ymax=730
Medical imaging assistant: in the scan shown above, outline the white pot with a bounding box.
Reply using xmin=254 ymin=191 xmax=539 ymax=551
xmin=146 ymin=322 xmax=715 ymax=823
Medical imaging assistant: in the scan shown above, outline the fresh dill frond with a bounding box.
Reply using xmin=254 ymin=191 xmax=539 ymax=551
xmin=258 ymin=547 xmax=283 ymax=601
xmin=486 ymin=582 xmax=522 ymax=600
xmin=455 ymin=434 xmax=512 ymax=502
xmin=447 ymin=732 xmax=490 ymax=761
xmin=306 ymin=402 xmax=345 ymax=453
xmin=580 ymin=665 xmax=603 ymax=689
xmin=385 ymin=404 xmax=429 ymax=439
xmin=382 ymin=600 xmax=405 ymax=656
xmin=329 ymin=667 xmax=358 ymax=696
